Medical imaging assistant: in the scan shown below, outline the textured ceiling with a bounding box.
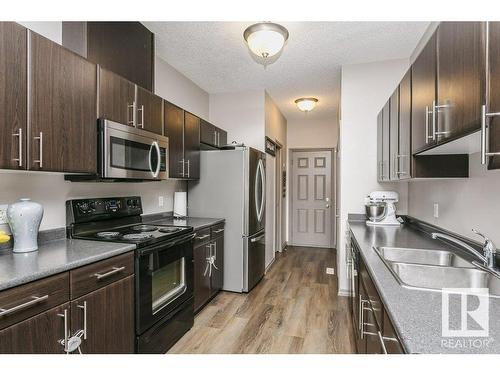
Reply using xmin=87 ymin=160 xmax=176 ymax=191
xmin=144 ymin=22 xmax=429 ymax=122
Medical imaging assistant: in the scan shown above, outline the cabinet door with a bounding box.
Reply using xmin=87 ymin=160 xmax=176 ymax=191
xmin=486 ymin=22 xmax=500 ymax=170
xmin=412 ymin=31 xmax=437 ymax=153
xmin=0 ymin=302 xmax=69 ymax=354
xmin=357 ymin=282 xmax=367 ymax=354
xmin=136 ymin=86 xmax=163 ymax=135
xmin=193 ymin=243 xmax=211 ymax=312
xmin=164 ymin=101 xmax=185 ymax=178
xmin=376 ymin=110 xmax=383 ymax=182
xmin=87 ymin=22 xmax=154 ymax=91
xmin=0 ymin=22 xmax=27 ymax=170
xmin=381 ymin=100 xmax=390 ymax=181
xmin=29 ymin=32 xmax=97 ymax=173
xmin=184 ymin=111 xmax=200 ymax=179
xmin=398 ymin=69 xmax=412 ymax=179
xmin=211 ymin=235 xmax=224 ymax=294
xmin=71 ymin=276 xmax=134 ymax=353
xmin=436 ymin=22 xmax=485 ymax=141
xmin=389 ymin=88 xmax=399 ymax=181
xmin=200 ymin=119 xmax=216 ymax=146
xmin=217 ymin=128 xmax=228 ymax=147
xmin=364 ymin=303 xmax=383 ymax=354
xmin=98 ymin=67 xmax=136 ymax=126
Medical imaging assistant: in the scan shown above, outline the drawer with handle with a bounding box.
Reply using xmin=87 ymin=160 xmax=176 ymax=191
xmin=70 ymin=252 xmax=134 ymax=299
xmin=194 ymin=228 xmax=211 ymax=247
xmin=0 ymin=272 xmax=69 ymax=330
xmin=211 ymin=223 xmax=225 ymax=239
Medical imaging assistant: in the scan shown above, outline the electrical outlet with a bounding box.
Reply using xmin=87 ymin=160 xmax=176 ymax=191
xmin=0 ymin=205 xmax=8 ymax=224
xmin=158 ymin=196 xmax=164 ymax=208
xmin=433 ymin=203 xmax=439 ymax=218
xmin=326 ymin=267 xmax=335 ymax=275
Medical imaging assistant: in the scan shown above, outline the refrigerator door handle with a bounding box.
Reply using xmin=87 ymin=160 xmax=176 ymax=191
xmin=255 ymin=158 xmax=265 ymax=222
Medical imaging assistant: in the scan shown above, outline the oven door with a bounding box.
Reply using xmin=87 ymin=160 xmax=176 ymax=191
xmin=100 ymin=119 xmax=168 ymax=180
xmin=136 ymin=233 xmax=194 ymax=335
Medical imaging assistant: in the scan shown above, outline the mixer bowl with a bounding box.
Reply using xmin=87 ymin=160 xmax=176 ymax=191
xmin=365 ymin=202 xmax=387 ymax=222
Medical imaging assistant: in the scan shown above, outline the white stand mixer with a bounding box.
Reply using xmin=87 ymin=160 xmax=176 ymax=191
xmin=365 ymin=191 xmax=401 ymax=226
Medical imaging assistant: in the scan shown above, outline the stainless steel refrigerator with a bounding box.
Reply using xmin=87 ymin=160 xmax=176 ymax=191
xmin=188 ymin=147 xmax=266 ymax=293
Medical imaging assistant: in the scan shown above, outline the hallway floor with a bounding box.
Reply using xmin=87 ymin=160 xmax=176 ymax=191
xmin=168 ymin=246 xmax=355 ymax=354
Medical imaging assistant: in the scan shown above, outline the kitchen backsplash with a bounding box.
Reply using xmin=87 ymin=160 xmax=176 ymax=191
xmin=0 ymin=172 xmax=186 ymax=232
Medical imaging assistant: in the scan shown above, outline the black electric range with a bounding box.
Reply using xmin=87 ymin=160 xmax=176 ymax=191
xmin=66 ymin=196 xmax=195 ymax=354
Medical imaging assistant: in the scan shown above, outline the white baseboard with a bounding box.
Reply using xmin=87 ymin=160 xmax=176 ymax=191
xmin=337 ymin=289 xmax=351 ymax=297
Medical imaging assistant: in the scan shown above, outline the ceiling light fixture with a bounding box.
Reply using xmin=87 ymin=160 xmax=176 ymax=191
xmin=243 ymin=22 xmax=289 ymax=66
xmin=295 ymin=97 xmax=319 ymax=112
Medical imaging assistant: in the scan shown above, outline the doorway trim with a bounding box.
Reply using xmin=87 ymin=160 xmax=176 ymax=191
xmin=288 ymin=147 xmax=336 ymax=249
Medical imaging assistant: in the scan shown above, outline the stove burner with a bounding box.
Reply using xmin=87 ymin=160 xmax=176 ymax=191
xmin=158 ymin=227 xmax=181 ymax=233
xmin=96 ymin=231 xmax=121 ymax=238
xmin=131 ymin=225 xmax=158 ymax=232
xmin=123 ymin=233 xmax=154 ymax=241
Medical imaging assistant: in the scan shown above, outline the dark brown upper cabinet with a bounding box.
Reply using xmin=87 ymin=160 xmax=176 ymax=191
xmin=485 ymin=22 xmax=500 ymax=170
xmin=411 ymin=31 xmax=437 ymax=154
xmin=136 ymin=86 xmax=163 ymax=135
xmin=29 ymin=31 xmax=97 ymax=173
xmin=0 ymin=22 xmax=27 ymax=171
xmin=436 ymin=22 xmax=485 ymax=142
xmin=164 ymin=101 xmax=185 ymax=179
xmin=389 ymin=88 xmax=399 ymax=181
xmin=200 ymin=119 xmax=228 ymax=149
xmin=381 ymin=100 xmax=390 ymax=181
xmin=62 ymin=22 xmax=154 ymax=91
xmin=398 ymin=69 xmax=412 ymax=179
xmin=98 ymin=67 xmax=136 ymax=126
xmin=377 ymin=110 xmax=383 ymax=182
xmin=184 ymin=111 xmax=201 ymax=180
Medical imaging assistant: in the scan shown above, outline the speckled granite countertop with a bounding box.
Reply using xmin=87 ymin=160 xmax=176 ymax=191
xmin=142 ymin=214 xmax=225 ymax=231
xmin=348 ymin=217 xmax=500 ymax=354
xmin=0 ymin=239 xmax=136 ymax=292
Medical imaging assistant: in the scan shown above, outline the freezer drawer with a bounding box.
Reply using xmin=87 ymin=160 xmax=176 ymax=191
xmin=243 ymin=230 xmax=265 ymax=292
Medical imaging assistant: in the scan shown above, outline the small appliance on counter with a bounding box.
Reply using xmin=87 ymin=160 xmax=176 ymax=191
xmin=365 ymin=191 xmax=401 ymax=227
xmin=7 ymin=198 xmax=44 ymax=253
xmin=66 ymin=196 xmax=195 ymax=354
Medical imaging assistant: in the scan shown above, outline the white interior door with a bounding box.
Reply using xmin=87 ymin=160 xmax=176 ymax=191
xmin=290 ymin=149 xmax=333 ymax=248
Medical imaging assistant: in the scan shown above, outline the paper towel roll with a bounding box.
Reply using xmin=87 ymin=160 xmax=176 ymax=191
xmin=174 ymin=192 xmax=187 ymax=218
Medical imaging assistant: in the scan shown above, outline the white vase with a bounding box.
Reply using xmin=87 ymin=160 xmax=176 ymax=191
xmin=7 ymin=198 xmax=44 ymax=253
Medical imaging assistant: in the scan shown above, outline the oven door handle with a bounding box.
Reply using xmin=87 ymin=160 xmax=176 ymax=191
xmin=138 ymin=233 xmax=196 ymax=257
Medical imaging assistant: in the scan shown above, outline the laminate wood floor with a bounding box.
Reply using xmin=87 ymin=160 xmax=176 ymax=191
xmin=168 ymin=246 xmax=355 ymax=354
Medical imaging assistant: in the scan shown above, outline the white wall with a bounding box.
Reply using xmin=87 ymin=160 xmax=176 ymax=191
xmin=408 ymin=153 xmax=500 ymax=244
xmin=338 ymin=59 xmax=410 ymax=295
xmin=209 ymin=90 xmax=266 ymax=151
xmin=155 ymin=56 xmax=209 ymax=119
xmin=18 ymin=22 xmax=62 ymax=44
xmin=287 ymin=117 xmax=338 ymax=149
xmin=0 ymin=172 xmax=185 ymax=232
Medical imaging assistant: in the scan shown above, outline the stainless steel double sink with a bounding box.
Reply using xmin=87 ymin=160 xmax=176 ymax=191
xmin=374 ymin=246 xmax=500 ymax=297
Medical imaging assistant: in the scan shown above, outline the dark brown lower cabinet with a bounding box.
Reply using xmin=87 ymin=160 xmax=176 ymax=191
xmin=211 ymin=234 xmax=224 ymax=293
xmin=0 ymin=303 xmax=69 ymax=354
xmin=70 ymin=275 xmax=135 ymax=354
xmin=193 ymin=241 xmax=211 ymax=312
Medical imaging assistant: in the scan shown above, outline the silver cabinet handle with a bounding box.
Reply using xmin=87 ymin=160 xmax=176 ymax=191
xmin=481 ymin=104 xmax=500 ymax=164
xmin=12 ymin=128 xmax=23 ymax=167
xmin=425 ymin=106 xmax=431 ymax=144
xmin=377 ymin=331 xmax=388 ymax=354
xmin=433 ymin=101 xmax=452 ymax=139
xmin=33 ymin=132 xmax=43 ymax=168
xmin=58 ymin=308 xmax=69 ymax=353
xmin=0 ymin=294 xmax=48 ymax=317
xmin=217 ymin=131 xmax=220 ymax=147
xmin=251 ymin=233 xmax=265 ymax=243
xmin=137 ymin=104 xmax=145 ymax=129
xmin=213 ymin=229 xmax=224 ymax=234
xmin=77 ymin=301 xmax=87 ymax=340
xmin=213 ymin=131 xmax=217 ymax=146
xmin=179 ymin=159 xmax=185 ymax=177
xmin=94 ymin=266 xmax=125 ymax=280
xmin=186 ymin=159 xmax=190 ymax=178
xmin=195 ymin=234 xmax=210 ymax=240
xmin=127 ymin=102 xmax=136 ymax=126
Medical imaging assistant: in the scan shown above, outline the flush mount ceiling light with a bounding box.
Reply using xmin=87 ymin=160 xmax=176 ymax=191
xmin=243 ymin=22 xmax=289 ymax=66
xmin=295 ymin=97 xmax=319 ymax=112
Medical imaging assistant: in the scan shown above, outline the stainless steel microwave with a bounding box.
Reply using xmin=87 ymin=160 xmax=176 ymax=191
xmin=98 ymin=119 xmax=168 ymax=180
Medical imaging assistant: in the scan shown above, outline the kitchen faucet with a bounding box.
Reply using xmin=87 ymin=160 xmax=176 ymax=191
xmin=431 ymin=229 xmax=497 ymax=271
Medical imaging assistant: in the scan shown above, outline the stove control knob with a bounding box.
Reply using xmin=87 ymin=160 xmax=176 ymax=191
xmin=89 ymin=201 xmax=96 ymax=210
xmin=78 ymin=202 xmax=89 ymax=213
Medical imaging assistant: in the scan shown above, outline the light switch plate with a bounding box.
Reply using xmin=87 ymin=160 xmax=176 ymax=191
xmin=0 ymin=205 xmax=8 ymax=224
xmin=433 ymin=203 xmax=439 ymax=218
xmin=326 ymin=267 xmax=335 ymax=275
xmin=158 ymin=196 xmax=164 ymax=208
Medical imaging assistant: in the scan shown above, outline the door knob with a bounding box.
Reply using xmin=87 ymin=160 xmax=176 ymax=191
xmin=326 ymin=204 xmax=330 ymax=208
